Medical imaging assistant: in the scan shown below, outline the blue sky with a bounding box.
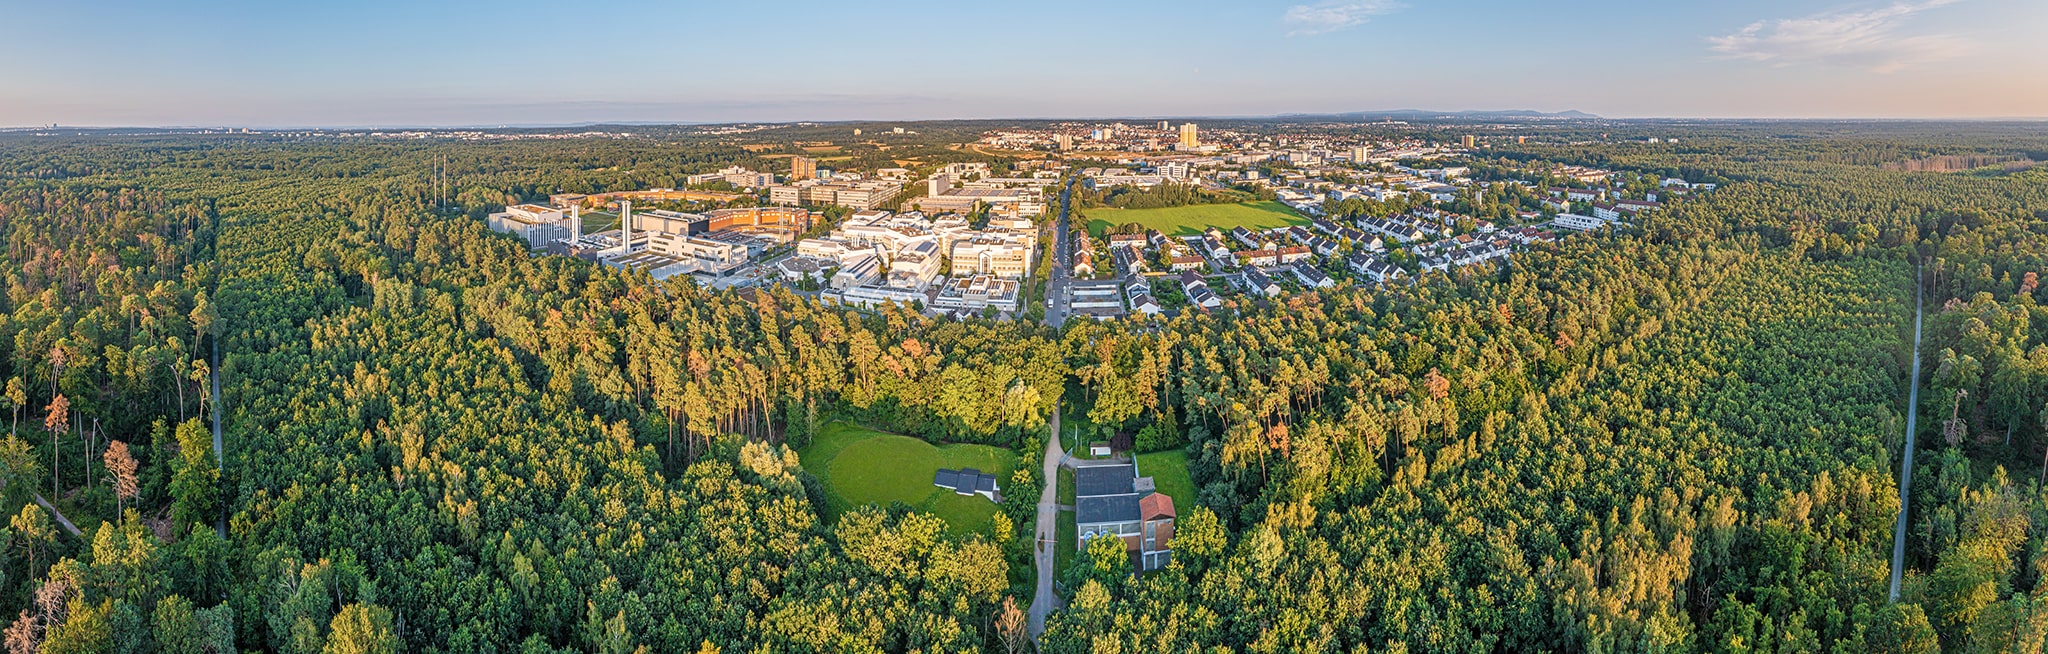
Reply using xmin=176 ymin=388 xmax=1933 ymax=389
xmin=2 ymin=0 xmax=2043 ymax=127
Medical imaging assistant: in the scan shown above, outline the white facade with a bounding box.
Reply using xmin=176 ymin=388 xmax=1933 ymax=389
xmin=1553 ymin=214 xmax=1609 ymax=232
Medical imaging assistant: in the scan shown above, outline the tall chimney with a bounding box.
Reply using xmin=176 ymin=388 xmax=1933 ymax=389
xmin=620 ymin=200 xmax=632 ymax=252
xmin=570 ymin=205 xmax=581 ymax=243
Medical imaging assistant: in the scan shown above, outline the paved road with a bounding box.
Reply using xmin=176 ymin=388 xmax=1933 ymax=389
xmin=1888 ymin=265 xmax=1925 ymax=602
xmin=1027 ymin=403 xmax=1065 ymax=638
xmin=1044 ymin=180 xmax=1075 ymax=328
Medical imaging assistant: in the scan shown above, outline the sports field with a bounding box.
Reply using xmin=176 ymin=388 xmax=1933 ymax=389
xmin=1085 ymin=200 xmax=1308 ymax=237
xmin=797 ymin=422 xmax=1019 ymax=535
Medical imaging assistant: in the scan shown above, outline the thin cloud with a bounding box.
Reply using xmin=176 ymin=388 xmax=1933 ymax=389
xmin=1709 ymin=0 xmax=1969 ymax=73
xmin=1284 ymin=1 xmax=1404 ymax=36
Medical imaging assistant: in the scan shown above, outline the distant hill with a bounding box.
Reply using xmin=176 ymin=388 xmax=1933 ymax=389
xmin=1285 ymin=109 xmax=1602 ymax=121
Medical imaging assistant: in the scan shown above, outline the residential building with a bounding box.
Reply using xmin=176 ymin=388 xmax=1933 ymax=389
xmin=1234 ymin=249 xmax=1278 ymax=267
xmin=933 ymin=468 xmax=1000 ymax=502
xmin=1111 ymin=245 xmax=1145 ymax=274
xmin=1553 ymin=213 xmax=1610 ymax=231
xmin=1124 ymin=275 xmax=1160 ymax=316
xmin=1231 ymin=226 xmax=1264 ymax=249
xmin=1074 ymin=463 xmax=1177 ymax=572
xmin=1593 ymin=203 xmax=1621 ymax=222
xmin=1347 ymin=252 xmax=1404 ymax=282
xmin=1200 ymin=236 xmax=1231 ymax=260
xmin=1243 ymin=267 xmax=1280 ymax=296
xmin=790 ymin=156 xmax=818 ymax=181
xmin=1294 ymin=265 xmax=1333 ymax=288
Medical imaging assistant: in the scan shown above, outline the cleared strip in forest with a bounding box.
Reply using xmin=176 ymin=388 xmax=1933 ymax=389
xmin=1888 ymin=266 xmax=1923 ymax=602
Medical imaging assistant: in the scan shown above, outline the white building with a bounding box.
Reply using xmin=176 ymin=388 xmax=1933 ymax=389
xmin=1552 ymin=214 xmax=1610 ymax=232
xmin=831 ymin=254 xmax=883 ymax=290
xmin=488 ymin=204 xmax=578 ymax=249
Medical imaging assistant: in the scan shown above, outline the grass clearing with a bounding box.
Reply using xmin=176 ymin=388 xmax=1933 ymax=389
xmin=577 ymin=210 xmax=620 ymax=233
xmin=1056 ymin=512 xmax=1077 ymax=577
xmin=1136 ymin=450 xmax=1196 ymax=511
xmin=1085 ymin=200 xmax=1308 ymax=237
xmin=798 ymin=422 xmax=1019 ymax=535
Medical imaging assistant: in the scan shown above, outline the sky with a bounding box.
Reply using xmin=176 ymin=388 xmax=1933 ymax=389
xmin=2 ymin=0 xmax=2044 ymax=127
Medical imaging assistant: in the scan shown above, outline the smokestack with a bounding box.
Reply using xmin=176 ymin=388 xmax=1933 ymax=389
xmin=620 ymin=200 xmax=632 ymax=253
xmin=570 ymin=205 xmax=581 ymax=243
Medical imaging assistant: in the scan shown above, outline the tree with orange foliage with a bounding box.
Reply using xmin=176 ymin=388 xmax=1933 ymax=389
xmin=42 ymin=395 xmax=67 ymax=498
xmin=104 ymin=441 xmax=138 ymax=516
xmin=1424 ymin=368 xmax=1451 ymax=401
xmin=994 ymin=595 xmax=1027 ymax=654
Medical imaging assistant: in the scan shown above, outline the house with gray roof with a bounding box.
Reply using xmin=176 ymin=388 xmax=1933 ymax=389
xmin=1074 ymin=463 xmax=1177 ymax=571
xmin=933 ymin=468 xmax=1000 ymax=502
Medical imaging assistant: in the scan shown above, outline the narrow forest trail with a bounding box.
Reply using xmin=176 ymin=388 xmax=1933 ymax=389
xmin=32 ymin=492 xmax=81 ymax=538
xmin=1889 ymin=265 xmax=1924 ymax=602
xmin=1028 ymin=403 xmax=1064 ymax=639
xmin=211 ymin=326 xmax=225 ymax=538
xmin=210 ymin=336 xmax=222 ymax=467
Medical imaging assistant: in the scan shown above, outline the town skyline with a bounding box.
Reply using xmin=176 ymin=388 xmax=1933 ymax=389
xmin=5 ymin=0 xmax=2045 ymax=127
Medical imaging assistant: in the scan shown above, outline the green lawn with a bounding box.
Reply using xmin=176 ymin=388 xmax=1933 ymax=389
xmin=1085 ymin=200 xmax=1308 ymax=237
xmin=578 ymin=210 xmax=621 ymax=233
xmin=1136 ymin=450 xmax=1196 ymax=511
xmin=797 ymin=422 xmax=1019 ymax=535
xmin=1057 ymin=467 xmax=1074 ymax=506
xmin=1055 ymin=512 xmax=1077 ymax=579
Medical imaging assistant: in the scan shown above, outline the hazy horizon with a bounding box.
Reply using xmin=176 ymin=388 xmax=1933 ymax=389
xmin=5 ymin=0 xmax=2045 ymax=128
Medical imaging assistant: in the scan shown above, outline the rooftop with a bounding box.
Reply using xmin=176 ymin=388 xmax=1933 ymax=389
xmin=1075 ymin=464 xmax=1135 ymax=497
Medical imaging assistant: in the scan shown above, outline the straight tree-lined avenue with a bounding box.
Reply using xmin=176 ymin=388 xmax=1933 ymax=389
xmin=1890 ymin=265 xmax=1926 ymax=602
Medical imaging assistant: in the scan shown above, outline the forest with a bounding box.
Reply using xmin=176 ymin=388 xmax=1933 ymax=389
xmin=0 ymin=121 xmax=2040 ymax=652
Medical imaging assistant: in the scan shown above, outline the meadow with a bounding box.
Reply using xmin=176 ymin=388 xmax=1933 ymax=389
xmin=797 ymin=422 xmax=1020 ymax=534
xmin=1085 ymin=200 xmax=1308 ymax=236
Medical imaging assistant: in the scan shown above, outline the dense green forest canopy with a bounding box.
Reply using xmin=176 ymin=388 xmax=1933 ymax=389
xmin=0 ymin=120 xmax=2041 ymax=652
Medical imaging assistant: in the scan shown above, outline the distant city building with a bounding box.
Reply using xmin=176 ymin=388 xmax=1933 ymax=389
xmin=790 ymin=156 xmax=818 ymax=181
xmin=1179 ymin=123 xmax=1199 ymax=149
